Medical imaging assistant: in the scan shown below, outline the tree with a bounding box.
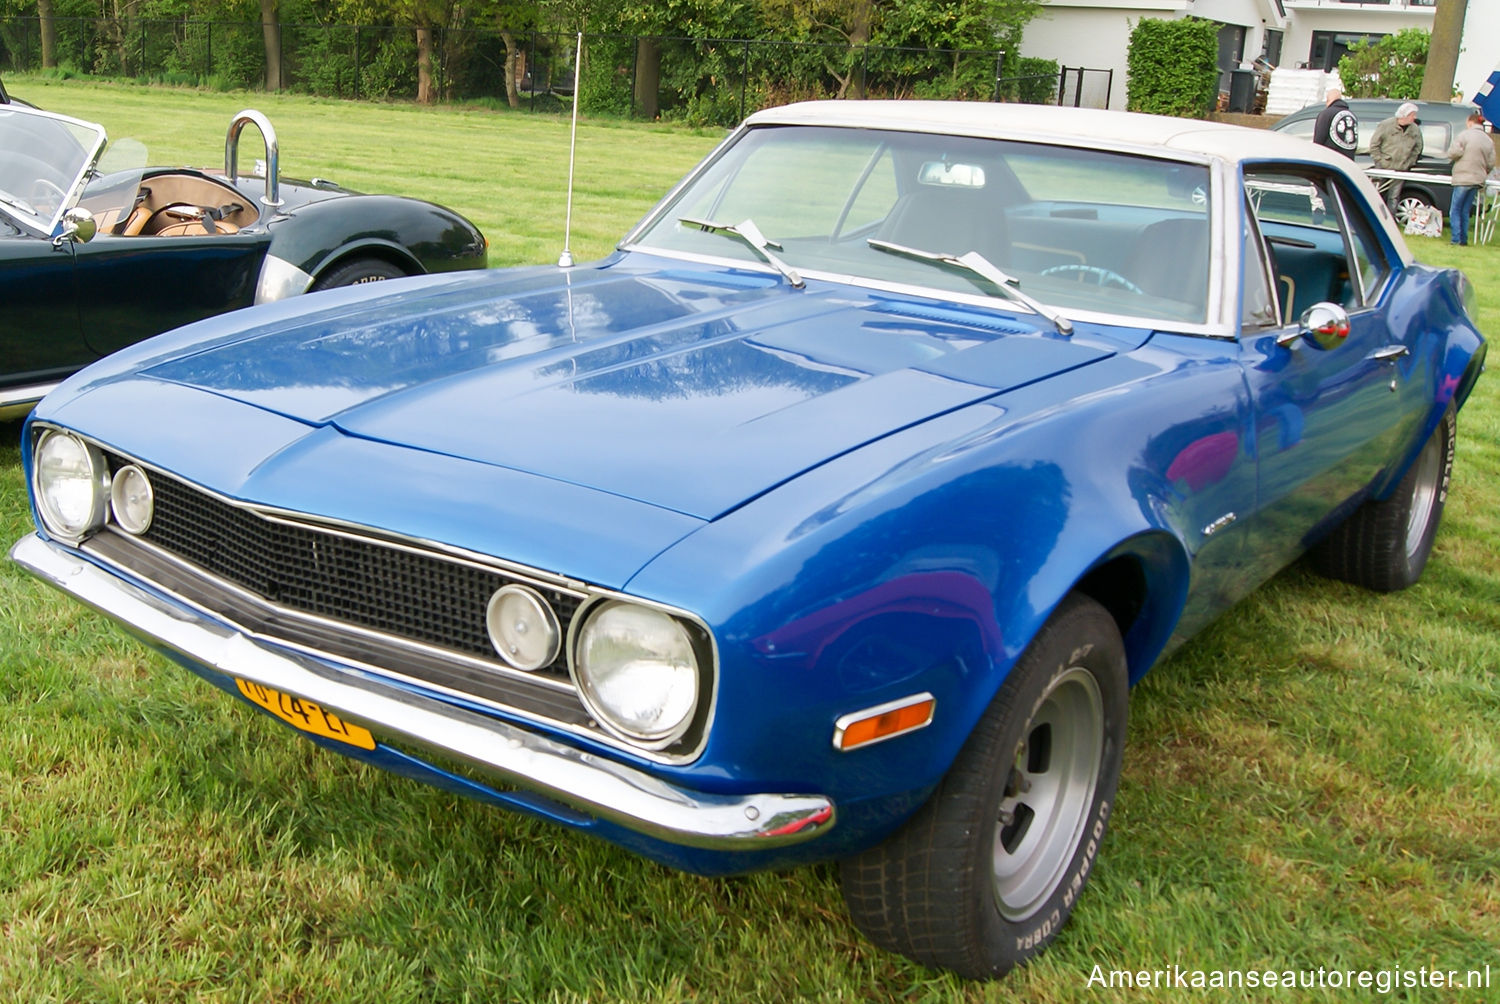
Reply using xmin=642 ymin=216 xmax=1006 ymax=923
xmin=1420 ymin=0 xmax=1466 ymax=102
xmin=36 ymin=0 xmax=57 ymax=69
xmin=261 ymin=0 xmax=282 ymax=90
xmin=1338 ymin=28 xmax=1428 ymax=99
xmin=759 ymin=0 xmax=1038 ymax=99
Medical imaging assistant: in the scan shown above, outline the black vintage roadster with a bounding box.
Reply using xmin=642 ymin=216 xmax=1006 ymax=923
xmin=1 ymin=101 xmax=488 ymax=417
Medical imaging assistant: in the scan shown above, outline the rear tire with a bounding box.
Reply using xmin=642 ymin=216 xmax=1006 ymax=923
xmin=1311 ymin=408 xmax=1454 ymax=592
xmin=840 ymin=594 xmax=1128 ymax=979
xmin=311 ymin=257 xmax=408 ymax=291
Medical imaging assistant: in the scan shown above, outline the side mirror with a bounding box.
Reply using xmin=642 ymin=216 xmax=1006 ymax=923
xmin=52 ymin=207 xmax=97 ymax=248
xmin=1297 ymin=301 xmax=1350 ymax=349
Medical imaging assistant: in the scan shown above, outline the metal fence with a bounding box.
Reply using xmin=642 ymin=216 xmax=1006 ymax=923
xmin=1 ymin=18 xmax=1111 ymax=124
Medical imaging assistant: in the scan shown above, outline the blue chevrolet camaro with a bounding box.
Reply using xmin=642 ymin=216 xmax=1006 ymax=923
xmin=10 ymin=102 xmax=1486 ymax=978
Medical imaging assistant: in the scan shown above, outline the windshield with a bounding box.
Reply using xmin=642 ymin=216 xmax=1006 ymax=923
xmin=0 ymin=106 xmax=107 ymax=236
xmin=631 ymin=125 xmax=1214 ymax=325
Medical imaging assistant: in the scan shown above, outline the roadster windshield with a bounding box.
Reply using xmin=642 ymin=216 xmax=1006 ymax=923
xmin=0 ymin=106 xmax=106 ymax=236
xmin=631 ymin=125 xmax=1213 ymax=325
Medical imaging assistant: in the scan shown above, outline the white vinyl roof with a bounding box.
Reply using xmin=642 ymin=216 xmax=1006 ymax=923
xmin=746 ymin=100 xmax=1356 ymax=170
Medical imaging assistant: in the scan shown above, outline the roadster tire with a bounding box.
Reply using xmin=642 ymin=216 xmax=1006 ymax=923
xmin=1311 ymin=408 xmax=1454 ymax=592
xmin=311 ymin=257 xmax=408 ymax=291
xmin=839 ymin=593 xmax=1128 ymax=978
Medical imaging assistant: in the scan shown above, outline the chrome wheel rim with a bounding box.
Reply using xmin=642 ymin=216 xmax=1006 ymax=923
xmin=992 ymin=666 xmax=1104 ymax=920
xmin=1404 ymin=434 xmax=1443 ymax=562
xmin=1395 ymin=197 xmax=1428 ymax=228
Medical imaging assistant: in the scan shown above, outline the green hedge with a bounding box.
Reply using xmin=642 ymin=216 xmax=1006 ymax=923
xmin=1126 ymin=18 xmax=1219 ymax=118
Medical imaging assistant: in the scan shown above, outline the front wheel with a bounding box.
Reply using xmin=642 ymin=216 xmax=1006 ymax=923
xmin=1311 ymin=408 xmax=1454 ymax=592
xmin=840 ymin=594 xmax=1128 ymax=978
xmin=311 ymin=257 xmax=409 ymax=291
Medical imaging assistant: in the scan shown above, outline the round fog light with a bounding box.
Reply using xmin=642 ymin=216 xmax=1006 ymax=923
xmin=486 ymin=584 xmax=561 ymax=671
xmin=110 ymin=464 xmax=155 ymax=535
xmin=33 ymin=430 xmax=107 ymax=539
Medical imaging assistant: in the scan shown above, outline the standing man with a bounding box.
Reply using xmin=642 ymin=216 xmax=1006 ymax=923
xmin=1445 ymin=109 xmax=1496 ymax=246
xmin=1313 ymin=86 xmax=1358 ymax=159
xmin=1368 ymin=101 xmax=1424 ymax=213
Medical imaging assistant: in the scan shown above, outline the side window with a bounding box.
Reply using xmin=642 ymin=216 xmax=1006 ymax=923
xmin=1241 ymin=196 xmax=1279 ymax=328
xmin=1245 ymin=166 xmax=1391 ymax=322
xmin=1332 ymin=182 xmax=1393 ymax=304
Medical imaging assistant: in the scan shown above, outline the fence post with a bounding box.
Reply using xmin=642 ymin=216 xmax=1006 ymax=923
xmin=1105 ymin=68 xmax=1113 ymax=110
xmin=740 ymin=39 xmax=750 ymax=121
xmin=353 ymin=26 xmax=361 ymax=101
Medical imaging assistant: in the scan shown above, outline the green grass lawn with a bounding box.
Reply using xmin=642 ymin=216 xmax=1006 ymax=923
xmin=2 ymin=77 xmax=1497 ymax=1003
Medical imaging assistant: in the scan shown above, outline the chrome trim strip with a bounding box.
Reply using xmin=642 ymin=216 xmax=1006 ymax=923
xmin=253 ymin=254 xmax=313 ymax=304
xmin=29 ymin=424 xmax=718 ymax=763
xmin=0 ymin=382 xmax=58 ymax=420
xmin=90 ymin=529 xmax=577 ymax=695
xmin=11 ymin=533 xmax=834 ymax=850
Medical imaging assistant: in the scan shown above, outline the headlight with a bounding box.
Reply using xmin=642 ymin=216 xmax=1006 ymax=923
xmin=572 ymin=601 xmax=700 ymax=746
xmin=486 ymin=584 xmax=560 ymax=671
xmin=110 ymin=464 xmax=155 ymax=535
xmin=32 ymin=430 xmax=108 ymax=539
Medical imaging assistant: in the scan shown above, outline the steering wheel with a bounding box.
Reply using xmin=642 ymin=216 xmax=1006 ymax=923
xmin=1040 ymin=263 xmax=1144 ymax=295
xmin=32 ymin=177 xmax=68 ymax=214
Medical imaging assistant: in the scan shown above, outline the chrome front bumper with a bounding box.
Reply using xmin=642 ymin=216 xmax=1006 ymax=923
xmin=11 ymin=533 xmax=835 ymax=849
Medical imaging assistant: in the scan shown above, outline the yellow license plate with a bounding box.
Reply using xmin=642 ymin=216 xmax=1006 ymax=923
xmin=235 ymin=678 xmax=375 ymax=750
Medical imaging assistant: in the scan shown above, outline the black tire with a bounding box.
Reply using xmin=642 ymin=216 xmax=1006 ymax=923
xmin=1311 ymin=408 xmax=1455 ymax=592
xmin=311 ymin=257 xmax=409 ymax=291
xmin=840 ymin=594 xmax=1128 ymax=979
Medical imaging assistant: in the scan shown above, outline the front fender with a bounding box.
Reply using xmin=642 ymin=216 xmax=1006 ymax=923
xmin=622 ymin=343 xmax=1245 ymax=851
xmin=260 ymin=194 xmax=487 ymax=297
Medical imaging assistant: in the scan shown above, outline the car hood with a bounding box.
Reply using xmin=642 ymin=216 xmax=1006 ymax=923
xmin=135 ymin=255 xmax=1119 ymax=520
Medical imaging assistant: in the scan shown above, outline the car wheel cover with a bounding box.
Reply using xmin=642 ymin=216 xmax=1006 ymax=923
xmin=1404 ymin=432 xmax=1443 ymax=562
xmin=992 ymin=664 xmax=1103 ymax=920
xmin=1395 ymin=196 xmax=1428 ymax=227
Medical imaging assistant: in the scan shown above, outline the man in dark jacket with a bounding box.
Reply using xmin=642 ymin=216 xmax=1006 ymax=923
xmin=1369 ymin=101 xmax=1424 ymax=212
xmin=1313 ymin=87 xmax=1358 ymax=159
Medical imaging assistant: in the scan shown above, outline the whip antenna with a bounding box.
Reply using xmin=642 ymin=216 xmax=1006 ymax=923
xmin=558 ymin=31 xmax=583 ymax=268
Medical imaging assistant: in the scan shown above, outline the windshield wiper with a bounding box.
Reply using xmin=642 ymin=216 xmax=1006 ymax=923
xmin=867 ymin=238 xmax=1072 ymax=336
xmin=0 ymin=189 xmax=38 ymax=217
xmin=679 ymin=217 xmax=804 ymax=289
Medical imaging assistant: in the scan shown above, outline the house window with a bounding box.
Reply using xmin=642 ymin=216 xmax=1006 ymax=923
xmin=1308 ymin=31 xmax=1384 ymax=72
xmin=1261 ymin=30 xmax=1283 ymax=67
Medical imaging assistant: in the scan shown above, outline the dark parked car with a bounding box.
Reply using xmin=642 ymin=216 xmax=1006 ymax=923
xmin=1271 ymin=98 xmax=1484 ymax=225
xmin=1 ymin=102 xmax=487 ymax=418
xmin=11 ymin=102 xmax=1486 ymax=979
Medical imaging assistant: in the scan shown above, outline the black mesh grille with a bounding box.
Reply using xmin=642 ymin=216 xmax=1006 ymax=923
xmin=110 ymin=455 xmax=579 ymax=676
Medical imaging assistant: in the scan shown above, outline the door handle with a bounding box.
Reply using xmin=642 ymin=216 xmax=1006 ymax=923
xmin=1367 ymin=345 xmax=1409 ymax=362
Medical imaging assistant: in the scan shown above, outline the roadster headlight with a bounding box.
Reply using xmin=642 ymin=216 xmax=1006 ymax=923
xmin=33 ymin=430 xmax=108 ymax=539
xmin=572 ymin=601 xmax=700 ymax=746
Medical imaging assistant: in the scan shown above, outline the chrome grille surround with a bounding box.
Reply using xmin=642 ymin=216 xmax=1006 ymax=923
xmin=35 ymin=425 xmax=714 ymax=764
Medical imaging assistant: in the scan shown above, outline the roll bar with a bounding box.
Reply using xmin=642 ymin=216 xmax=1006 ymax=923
xmin=224 ymin=109 xmax=283 ymax=208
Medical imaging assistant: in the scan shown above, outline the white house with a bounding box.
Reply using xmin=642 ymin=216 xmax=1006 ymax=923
xmin=1022 ymin=0 xmax=1496 ymax=112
